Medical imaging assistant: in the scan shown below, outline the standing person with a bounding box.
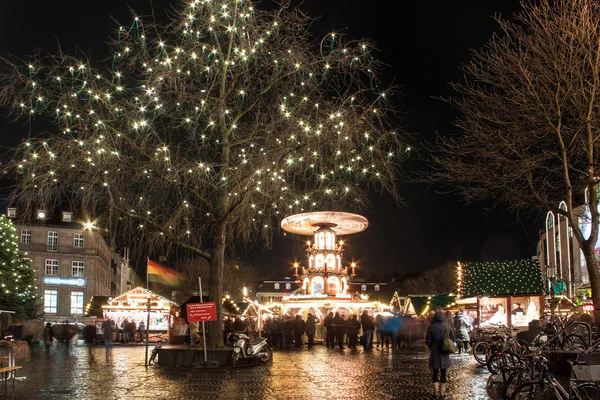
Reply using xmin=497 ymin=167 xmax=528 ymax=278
xmin=138 ymin=321 xmax=146 ymax=343
xmin=332 ymin=312 xmax=345 ymax=349
xmin=83 ymin=322 xmax=97 ymax=361
xmin=223 ymin=317 xmax=234 ymax=345
xmin=101 ymin=318 xmax=114 ymax=353
xmin=347 ymin=314 xmax=361 ymax=349
xmin=426 ymin=311 xmax=454 ymax=398
xmin=43 ymin=322 xmax=54 ymax=352
xmin=271 ymin=317 xmax=281 ymax=348
xmin=293 ymin=315 xmax=305 ymax=348
xmin=324 ymin=312 xmax=334 ymax=349
xmin=454 ymin=309 xmax=471 ymax=354
xmin=233 ymin=316 xmax=245 ymax=332
xmin=360 ymin=310 xmax=374 ymax=350
xmin=264 ymin=317 xmax=273 ymax=347
xmin=375 ymin=314 xmax=386 ymax=349
xmin=305 ymin=313 xmax=318 ymax=349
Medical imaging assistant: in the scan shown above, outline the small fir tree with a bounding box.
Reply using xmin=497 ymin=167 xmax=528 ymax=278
xmin=0 ymin=215 xmax=37 ymax=319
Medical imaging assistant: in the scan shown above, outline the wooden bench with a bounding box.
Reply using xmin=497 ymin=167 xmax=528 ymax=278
xmin=0 ymin=366 xmax=22 ymax=387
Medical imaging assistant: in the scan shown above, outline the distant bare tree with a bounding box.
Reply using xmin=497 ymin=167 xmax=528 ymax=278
xmin=398 ymin=264 xmax=456 ymax=295
xmin=0 ymin=0 xmax=407 ymax=346
xmin=428 ymin=0 xmax=600 ymax=320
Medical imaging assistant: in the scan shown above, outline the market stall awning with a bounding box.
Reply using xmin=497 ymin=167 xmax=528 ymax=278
xmin=459 ymin=260 xmax=544 ymax=298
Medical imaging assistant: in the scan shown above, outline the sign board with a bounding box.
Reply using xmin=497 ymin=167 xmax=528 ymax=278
xmin=43 ymin=277 xmax=87 ymax=286
xmin=186 ymin=302 xmax=217 ymax=322
xmin=583 ymin=304 xmax=595 ymax=312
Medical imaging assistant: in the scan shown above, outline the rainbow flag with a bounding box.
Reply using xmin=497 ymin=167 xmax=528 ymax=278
xmin=147 ymin=259 xmax=182 ymax=287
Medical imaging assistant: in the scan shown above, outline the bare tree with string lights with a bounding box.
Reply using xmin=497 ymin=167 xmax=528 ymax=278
xmin=0 ymin=0 xmax=408 ymax=347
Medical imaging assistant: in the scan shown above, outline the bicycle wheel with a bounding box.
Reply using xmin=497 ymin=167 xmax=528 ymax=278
xmin=562 ymin=335 xmax=588 ymax=352
xmin=504 ymin=368 xmax=533 ymax=399
xmin=574 ymin=383 xmax=600 ymax=400
xmin=473 ymin=341 xmax=488 ymax=364
xmin=510 ymin=381 xmax=546 ymax=400
xmin=487 ymin=351 xmax=520 ymax=374
xmin=149 ymin=349 xmax=158 ymax=363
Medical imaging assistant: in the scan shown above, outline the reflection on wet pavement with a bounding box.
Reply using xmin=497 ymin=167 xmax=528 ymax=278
xmin=0 ymin=343 xmax=499 ymax=399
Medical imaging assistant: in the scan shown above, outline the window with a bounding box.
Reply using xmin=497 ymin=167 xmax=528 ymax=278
xmin=20 ymin=230 xmax=31 ymax=244
xmin=6 ymin=208 xmax=16 ymax=218
xmin=45 ymin=259 xmax=59 ymax=275
xmin=47 ymin=231 xmax=58 ymax=251
xmin=74 ymin=234 xmax=84 ymax=248
xmin=274 ymin=283 xmax=280 ymax=290
xmin=285 ymin=283 xmax=291 ymax=290
xmin=72 ymin=261 xmax=85 ymax=277
xmin=361 ymin=284 xmax=367 ymax=291
xmin=44 ymin=290 xmax=58 ymax=313
xmin=62 ymin=212 xmax=72 ymax=222
xmin=71 ymin=292 xmax=84 ymax=315
xmin=375 ymin=284 xmax=380 ymax=292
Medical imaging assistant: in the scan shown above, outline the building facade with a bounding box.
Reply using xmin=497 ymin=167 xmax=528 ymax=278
xmin=9 ymin=208 xmax=129 ymax=322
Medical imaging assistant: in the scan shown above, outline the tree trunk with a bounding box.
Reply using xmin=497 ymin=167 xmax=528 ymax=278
xmin=208 ymin=220 xmax=226 ymax=349
xmin=582 ymin=242 xmax=600 ymax=323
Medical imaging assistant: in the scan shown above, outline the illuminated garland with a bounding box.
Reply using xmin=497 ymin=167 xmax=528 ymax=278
xmin=458 ymin=260 xmax=544 ymax=298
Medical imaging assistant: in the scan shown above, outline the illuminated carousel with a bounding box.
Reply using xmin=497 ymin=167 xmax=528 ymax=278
xmin=244 ymin=212 xmax=390 ymax=341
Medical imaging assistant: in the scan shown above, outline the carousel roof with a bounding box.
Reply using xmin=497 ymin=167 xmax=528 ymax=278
xmin=281 ymin=211 xmax=368 ymax=236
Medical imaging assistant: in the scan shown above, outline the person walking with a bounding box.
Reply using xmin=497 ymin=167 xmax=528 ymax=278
xmin=324 ymin=312 xmax=334 ymax=349
xmin=347 ymin=314 xmax=361 ymax=349
xmin=43 ymin=322 xmax=54 ymax=352
xmin=426 ymin=311 xmax=454 ymax=398
xmin=83 ymin=322 xmax=97 ymax=361
xmin=454 ymin=309 xmax=471 ymax=354
xmin=138 ymin=321 xmax=146 ymax=343
xmin=101 ymin=318 xmax=114 ymax=354
xmin=305 ymin=313 xmax=318 ymax=348
xmin=293 ymin=315 xmax=305 ymax=348
xmin=375 ymin=314 xmax=387 ymax=349
xmin=360 ymin=310 xmax=374 ymax=350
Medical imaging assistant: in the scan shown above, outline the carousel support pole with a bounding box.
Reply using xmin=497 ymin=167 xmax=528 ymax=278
xmin=199 ymin=277 xmax=208 ymax=363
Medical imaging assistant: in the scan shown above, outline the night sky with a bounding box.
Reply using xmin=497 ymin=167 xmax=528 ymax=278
xmin=0 ymin=0 xmax=541 ymax=279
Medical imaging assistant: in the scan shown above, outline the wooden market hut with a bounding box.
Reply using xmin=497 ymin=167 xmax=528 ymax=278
xmin=457 ymin=260 xmax=545 ymax=328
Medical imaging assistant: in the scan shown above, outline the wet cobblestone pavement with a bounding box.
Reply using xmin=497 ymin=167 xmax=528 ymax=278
xmin=0 ymin=343 xmax=500 ymax=399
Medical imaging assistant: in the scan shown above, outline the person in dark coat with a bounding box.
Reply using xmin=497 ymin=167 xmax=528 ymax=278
xmin=305 ymin=313 xmax=318 ymax=348
xmin=233 ymin=316 xmax=245 ymax=332
xmin=426 ymin=311 xmax=455 ymax=398
xmin=332 ymin=312 xmax=345 ymax=349
xmin=292 ymin=315 xmax=305 ymax=348
xmin=44 ymin=322 xmax=54 ymax=351
xmin=347 ymin=314 xmax=361 ymax=349
xmin=324 ymin=312 xmax=334 ymax=349
xmin=83 ymin=322 xmax=97 ymax=361
xmin=454 ymin=309 xmax=471 ymax=354
xmin=360 ymin=311 xmax=374 ymax=350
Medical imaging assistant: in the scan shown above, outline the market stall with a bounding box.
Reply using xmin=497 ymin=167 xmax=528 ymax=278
xmin=101 ymin=287 xmax=178 ymax=340
xmin=457 ymin=260 xmax=545 ymax=328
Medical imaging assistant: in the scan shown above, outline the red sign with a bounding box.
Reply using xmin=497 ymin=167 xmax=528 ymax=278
xmin=583 ymin=304 xmax=595 ymax=312
xmin=186 ymin=302 xmax=217 ymax=322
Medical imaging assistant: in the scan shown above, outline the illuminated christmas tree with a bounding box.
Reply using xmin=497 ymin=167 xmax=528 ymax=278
xmin=0 ymin=215 xmax=37 ymax=319
xmin=0 ymin=0 xmax=407 ymax=346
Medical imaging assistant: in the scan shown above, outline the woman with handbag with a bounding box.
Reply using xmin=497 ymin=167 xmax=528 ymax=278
xmin=426 ymin=311 xmax=455 ymax=398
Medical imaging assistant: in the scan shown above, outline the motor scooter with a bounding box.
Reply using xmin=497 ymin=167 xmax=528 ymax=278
xmin=228 ymin=331 xmax=272 ymax=367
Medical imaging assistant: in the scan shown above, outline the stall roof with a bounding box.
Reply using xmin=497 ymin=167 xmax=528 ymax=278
xmin=460 ymin=260 xmax=544 ymax=298
xmin=106 ymin=287 xmax=179 ymax=307
xmin=409 ymin=294 xmax=455 ymax=316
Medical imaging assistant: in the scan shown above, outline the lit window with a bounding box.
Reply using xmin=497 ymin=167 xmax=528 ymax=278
xmin=47 ymin=231 xmax=58 ymax=251
xmin=62 ymin=212 xmax=72 ymax=222
xmin=74 ymin=233 xmax=84 ymax=248
xmin=7 ymin=208 xmax=16 ymax=218
xmin=44 ymin=290 xmax=58 ymax=313
xmin=37 ymin=210 xmax=47 ymax=220
xmin=45 ymin=259 xmax=58 ymax=275
xmin=286 ymin=283 xmax=291 ymax=290
xmin=274 ymin=283 xmax=280 ymax=290
xmin=361 ymin=284 xmax=367 ymax=291
xmin=20 ymin=230 xmax=31 ymax=244
xmin=72 ymin=261 xmax=85 ymax=277
xmin=71 ymin=292 xmax=84 ymax=315
xmin=375 ymin=284 xmax=380 ymax=292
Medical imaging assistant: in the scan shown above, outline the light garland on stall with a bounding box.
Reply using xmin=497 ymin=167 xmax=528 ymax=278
xmin=458 ymin=260 xmax=544 ymax=298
